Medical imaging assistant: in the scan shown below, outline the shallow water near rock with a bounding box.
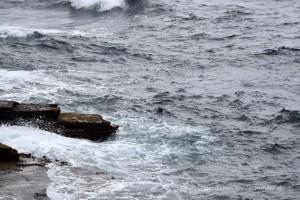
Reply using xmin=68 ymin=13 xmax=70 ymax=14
xmin=0 ymin=0 xmax=300 ymax=199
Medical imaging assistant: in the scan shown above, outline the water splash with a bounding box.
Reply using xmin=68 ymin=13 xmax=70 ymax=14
xmin=70 ymin=0 xmax=125 ymax=11
xmin=0 ymin=119 xmax=212 ymax=199
xmin=0 ymin=25 xmax=32 ymax=38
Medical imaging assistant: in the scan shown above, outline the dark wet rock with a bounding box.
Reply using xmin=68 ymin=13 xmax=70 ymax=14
xmin=0 ymin=143 xmax=20 ymax=162
xmin=0 ymin=100 xmax=18 ymax=112
xmin=27 ymin=31 xmax=44 ymax=39
xmin=60 ymin=161 xmax=68 ymax=166
xmin=19 ymin=152 xmax=32 ymax=158
xmin=0 ymin=153 xmax=50 ymax=200
xmin=57 ymin=112 xmax=119 ymax=141
xmin=17 ymin=162 xmax=45 ymax=167
xmin=41 ymin=155 xmax=52 ymax=164
xmin=12 ymin=103 xmax=60 ymax=119
xmin=0 ymin=101 xmax=118 ymax=141
xmin=0 ymin=101 xmax=60 ymax=121
xmin=15 ymin=154 xmax=52 ymax=167
xmin=34 ymin=189 xmax=49 ymax=200
xmin=157 ymin=107 xmax=164 ymax=113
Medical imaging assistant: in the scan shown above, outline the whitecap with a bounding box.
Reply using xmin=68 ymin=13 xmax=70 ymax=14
xmin=70 ymin=0 xmax=125 ymax=12
xmin=0 ymin=25 xmax=32 ymax=38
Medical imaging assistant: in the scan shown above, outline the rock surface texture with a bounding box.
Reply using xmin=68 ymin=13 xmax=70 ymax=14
xmin=0 ymin=143 xmax=20 ymax=162
xmin=0 ymin=100 xmax=118 ymax=141
xmin=0 ymin=152 xmax=50 ymax=200
xmin=0 ymin=101 xmax=60 ymax=121
xmin=57 ymin=113 xmax=118 ymax=140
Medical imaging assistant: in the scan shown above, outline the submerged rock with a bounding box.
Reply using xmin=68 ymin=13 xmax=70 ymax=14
xmin=0 ymin=143 xmax=20 ymax=162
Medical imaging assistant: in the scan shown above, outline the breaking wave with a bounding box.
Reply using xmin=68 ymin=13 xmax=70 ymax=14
xmin=69 ymin=0 xmax=125 ymax=11
xmin=0 ymin=25 xmax=110 ymax=38
xmin=0 ymin=26 xmax=33 ymax=38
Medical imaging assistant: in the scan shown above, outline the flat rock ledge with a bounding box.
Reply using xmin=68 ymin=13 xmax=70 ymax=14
xmin=0 ymin=100 xmax=118 ymax=141
xmin=0 ymin=144 xmax=50 ymax=200
xmin=0 ymin=144 xmax=113 ymax=200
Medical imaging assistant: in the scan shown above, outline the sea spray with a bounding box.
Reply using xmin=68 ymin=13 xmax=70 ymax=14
xmin=0 ymin=25 xmax=32 ymax=38
xmin=70 ymin=0 xmax=125 ymax=11
xmin=0 ymin=120 xmax=211 ymax=199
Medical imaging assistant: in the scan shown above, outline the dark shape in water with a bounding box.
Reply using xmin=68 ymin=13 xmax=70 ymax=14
xmin=157 ymin=107 xmax=164 ymax=113
xmin=273 ymin=109 xmax=300 ymax=124
xmin=125 ymin=0 xmax=143 ymax=7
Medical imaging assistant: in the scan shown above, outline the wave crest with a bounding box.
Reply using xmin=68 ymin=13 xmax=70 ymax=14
xmin=0 ymin=26 xmax=32 ymax=38
xmin=70 ymin=0 xmax=125 ymax=11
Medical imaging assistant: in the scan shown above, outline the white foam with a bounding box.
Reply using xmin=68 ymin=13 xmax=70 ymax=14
xmin=70 ymin=0 xmax=125 ymax=11
xmin=0 ymin=67 xmax=217 ymax=198
xmin=0 ymin=118 xmax=213 ymax=199
xmin=0 ymin=65 xmax=213 ymax=198
xmin=0 ymin=69 xmax=106 ymax=104
xmin=0 ymin=24 xmax=111 ymax=38
xmin=0 ymin=25 xmax=32 ymax=38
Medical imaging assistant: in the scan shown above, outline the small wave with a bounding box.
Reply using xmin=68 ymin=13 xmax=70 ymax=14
xmin=35 ymin=0 xmax=144 ymax=13
xmin=0 ymin=25 xmax=110 ymax=39
xmin=151 ymin=91 xmax=187 ymax=105
xmin=144 ymin=2 xmax=175 ymax=16
xmin=190 ymin=33 xmax=239 ymax=41
xmin=271 ymin=109 xmax=300 ymax=124
xmin=262 ymin=143 xmax=292 ymax=154
xmin=260 ymin=46 xmax=300 ymax=56
xmin=212 ymin=34 xmax=240 ymax=41
xmin=47 ymin=0 xmax=72 ymax=10
xmin=224 ymin=10 xmax=252 ymax=16
xmin=88 ymin=43 xmax=128 ymax=56
xmin=190 ymin=33 xmax=210 ymax=40
xmin=180 ymin=13 xmax=205 ymax=21
xmin=0 ymin=117 xmax=211 ymax=199
xmin=0 ymin=25 xmax=64 ymax=39
xmin=241 ymin=130 xmax=262 ymax=135
xmin=35 ymin=38 xmax=74 ymax=53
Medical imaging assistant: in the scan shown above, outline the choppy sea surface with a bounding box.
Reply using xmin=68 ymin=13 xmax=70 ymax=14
xmin=0 ymin=0 xmax=300 ymax=199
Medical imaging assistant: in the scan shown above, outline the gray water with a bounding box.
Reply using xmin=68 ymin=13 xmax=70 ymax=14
xmin=0 ymin=0 xmax=300 ymax=199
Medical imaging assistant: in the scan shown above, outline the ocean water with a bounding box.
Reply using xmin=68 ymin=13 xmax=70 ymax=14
xmin=0 ymin=0 xmax=300 ymax=199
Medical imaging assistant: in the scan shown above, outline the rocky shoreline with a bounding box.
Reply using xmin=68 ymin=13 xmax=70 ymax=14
xmin=0 ymin=100 xmax=118 ymax=141
xmin=0 ymin=143 xmax=116 ymax=200
xmin=0 ymin=101 xmax=119 ymax=199
xmin=0 ymin=144 xmax=50 ymax=200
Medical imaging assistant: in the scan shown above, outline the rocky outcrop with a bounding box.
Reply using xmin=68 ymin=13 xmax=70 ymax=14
xmin=0 ymin=151 xmax=50 ymax=200
xmin=0 ymin=101 xmax=60 ymax=121
xmin=0 ymin=143 xmax=20 ymax=162
xmin=57 ymin=113 xmax=118 ymax=141
xmin=0 ymin=100 xmax=118 ymax=141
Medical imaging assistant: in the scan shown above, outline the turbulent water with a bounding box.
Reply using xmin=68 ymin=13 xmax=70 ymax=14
xmin=0 ymin=0 xmax=300 ymax=199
